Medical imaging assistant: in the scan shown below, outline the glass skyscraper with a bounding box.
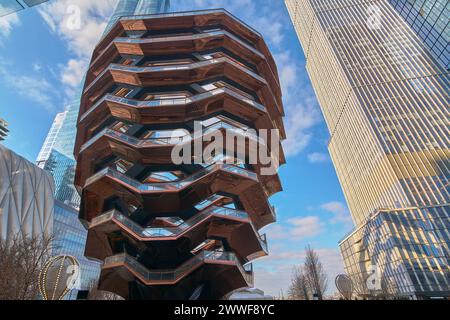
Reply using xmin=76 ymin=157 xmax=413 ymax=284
xmin=0 ymin=0 xmax=50 ymax=18
xmin=52 ymin=100 xmax=80 ymax=160
xmin=37 ymin=100 xmax=81 ymax=209
xmin=37 ymin=111 xmax=66 ymax=167
xmin=389 ymin=0 xmax=449 ymax=70
xmin=39 ymin=149 xmax=80 ymax=209
xmin=286 ymin=0 xmax=449 ymax=299
xmin=53 ymin=200 xmax=101 ymax=299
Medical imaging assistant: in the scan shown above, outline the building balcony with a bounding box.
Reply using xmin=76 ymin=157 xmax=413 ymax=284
xmin=76 ymin=9 xmax=284 ymax=300
xmin=75 ymin=123 xmax=284 ymax=195
xmin=92 ymin=9 xmax=279 ymax=77
xmin=86 ymin=205 xmax=268 ymax=262
xmin=81 ymin=57 xmax=282 ymax=124
xmin=86 ymin=29 xmax=280 ymax=98
xmin=75 ymin=86 xmax=285 ymax=156
xmin=99 ymin=250 xmax=253 ymax=299
xmin=81 ymin=164 xmax=275 ymax=229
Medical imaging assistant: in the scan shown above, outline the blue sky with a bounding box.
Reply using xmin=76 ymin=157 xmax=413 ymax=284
xmin=0 ymin=0 xmax=351 ymax=296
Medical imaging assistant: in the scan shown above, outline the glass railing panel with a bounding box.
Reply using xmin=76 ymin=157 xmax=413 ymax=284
xmin=80 ymin=86 xmax=266 ymax=125
xmin=86 ymin=164 xmax=257 ymax=193
xmin=85 ymin=57 xmax=265 ymax=100
xmin=159 ymin=216 xmax=184 ymax=226
xmin=259 ymin=233 xmax=268 ymax=253
xmin=91 ymin=205 xmax=256 ymax=241
xmin=85 ymin=167 xmax=110 ymax=186
xmin=113 ymin=29 xmax=263 ymax=59
xmin=270 ymin=205 xmax=277 ymax=219
xmin=105 ymin=249 xmax=252 ymax=284
xmin=194 ymin=194 xmax=223 ymax=210
xmin=118 ymin=9 xmax=262 ymax=37
xmin=223 ymin=164 xmax=258 ymax=180
xmin=243 ymin=263 xmax=253 ymax=273
xmin=211 ymin=206 xmax=248 ymax=220
xmin=79 ymin=128 xmax=108 ymax=152
xmin=90 ymin=210 xmax=115 ymax=226
xmin=104 ymin=253 xmax=126 ymax=265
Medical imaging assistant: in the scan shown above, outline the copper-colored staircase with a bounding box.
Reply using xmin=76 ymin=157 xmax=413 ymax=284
xmin=75 ymin=9 xmax=285 ymax=300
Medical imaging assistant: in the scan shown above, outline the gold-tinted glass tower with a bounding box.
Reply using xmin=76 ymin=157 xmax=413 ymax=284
xmin=286 ymin=0 xmax=449 ymax=299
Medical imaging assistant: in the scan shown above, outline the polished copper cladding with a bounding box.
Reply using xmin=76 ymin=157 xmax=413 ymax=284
xmin=75 ymin=9 xmax=285 ymax=300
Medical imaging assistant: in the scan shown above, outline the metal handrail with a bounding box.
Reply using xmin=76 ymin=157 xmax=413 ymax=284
xmin=80 ymin=118 xmax=265 ymax=153
xmin=118 ymin=9 xmax=262 ymax=37
xmin=114 ymin=29 xmax=263 ymax=58
xmin=103 ymin=250 xmax=253 ymax=284
xmin=80 ymin=86 xmax=265 ymax=123
xmin=90 ymin=205 xmax=268 ymax=254
xmin=83 ymin=56 xmax=266 ymax=94
xmin=85 ymin=163 xmax=258 ymax=191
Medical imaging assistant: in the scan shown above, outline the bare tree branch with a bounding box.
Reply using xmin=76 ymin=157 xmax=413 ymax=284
xmin=0 ymin=233 xmax=54 ymax=300
xmin=288 ymin=266 xmax=310 ymax=300
xmin=303 ymin=245 xmax=328 ymax=300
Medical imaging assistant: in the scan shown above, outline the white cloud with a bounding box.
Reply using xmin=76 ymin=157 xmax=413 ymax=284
xmin=0 ymin=61 xmax=55 ymax=111
xmin=282 ymin=100 xmax=321 ymax=157
xmin=275 ymin=51 xmax=298 ymax=94
xmin=61 ymin=58 xmax=86 ymax=87
xmin=288 ymin=216 xmax=324 ymax=238
xmin=38 ymin=0 xmax=116 ymax=96
xmin=266 ymin=216 xmax=323 ymax=240
xmin=253 ymin=17 xmax=284 ymax=46
xmin=33 ymin=63 xmax=42 ymax=72
xmin=39 ymin=0 xmax=115 ymax=57
xmin=0 ymin=10 xmax=20 ymax=40
xmin=308 ymin=152 xmax=329 ymax=163
xmin=254 ymin=264 xmax=295 ymax=298
xmin=274 ymin=51 xmax=322 ymax=157
xmin=321 ymin=201 xmax=353 ymax=225
xmin=177 ymin=0 xmax=284 ymax=46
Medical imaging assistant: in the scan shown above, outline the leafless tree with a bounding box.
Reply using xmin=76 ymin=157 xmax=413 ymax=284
xmin=303 ymin=245 xmax=328 ymax=300
xmin=87 ymin=280 xmax=123 ymax=300
xmin=288 ymin=266 xmax=310 ymax=300
xmin=0 ymin=233 xmax=53 ymax=300
xmin=288 ymin=245 xmax=329 ymax=300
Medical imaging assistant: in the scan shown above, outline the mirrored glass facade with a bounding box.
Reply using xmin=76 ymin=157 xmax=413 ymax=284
xmin=37 ymin=101 xmax=80 ymax=209
xmin=37 ymin=111 xmax=66 ymax=167
xmin=389 ymin=0 xmax=449 ymax=70
xmin=53 ymin=201 xmax=100 ymax=299
xmin=0 ymin=0 xmax=50 ymax=18
xmin=340 ymin=206 xmax=449 ymax=298
xmin=286 ymin=0 xmax=449 ymax=298
xmin=39 ymin=149 xmax=80 ymax=209
xmin=53 ymin=101 xmax=79 ymax=160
